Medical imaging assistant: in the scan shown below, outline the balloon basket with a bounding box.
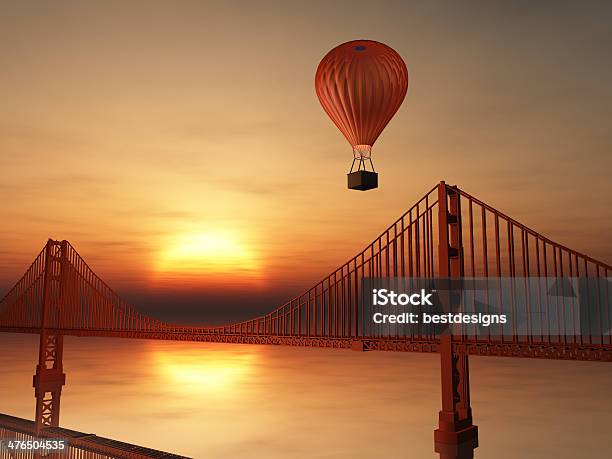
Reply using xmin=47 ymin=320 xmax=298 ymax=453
xmin=347 ymin=171 xmax=378 ymax=191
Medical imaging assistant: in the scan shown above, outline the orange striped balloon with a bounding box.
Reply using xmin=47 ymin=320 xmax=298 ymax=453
xmin=315 ymin=40 xmax=408 ymax=152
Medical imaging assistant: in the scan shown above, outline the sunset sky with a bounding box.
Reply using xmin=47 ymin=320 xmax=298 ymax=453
xmin=1 ymin=1 xmax=611 ymax=323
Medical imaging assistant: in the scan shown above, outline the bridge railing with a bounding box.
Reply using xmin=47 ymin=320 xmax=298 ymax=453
xmin=0 ymin=241 xmax=184 ymax=334
xmin=40 ymin=242 xmax=172 ymax=334
xmin=211 ymin=184 xmax=440 ymax=339
xmin=211 ymin=183 xmax=610 ymax=347
xmin=0 ymin=413 xmax=190 ymax=459
xmin=0 ymin=248 xmax=46 ymax=329
xmin=454 ymin=187 xmax=611 ymax=348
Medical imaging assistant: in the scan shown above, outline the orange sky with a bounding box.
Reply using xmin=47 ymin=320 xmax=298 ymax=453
xmin=1 ymin=1 xmax=611 ymax=321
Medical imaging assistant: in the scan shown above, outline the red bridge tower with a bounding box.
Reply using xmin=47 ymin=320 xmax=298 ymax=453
xmin=33 ymin=240 xmax=67 ymax=434
xmin=434 ymin=182 xmax=479 ymax=458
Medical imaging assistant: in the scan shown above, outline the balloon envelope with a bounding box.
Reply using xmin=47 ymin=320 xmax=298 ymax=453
xmin=315 ymin=40 xmax=408 ymax=149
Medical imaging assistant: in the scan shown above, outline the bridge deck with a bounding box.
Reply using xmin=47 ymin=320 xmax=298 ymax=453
xmin=1 ymin=327 xmax=610 ymax=361
xmin=0 ymin=413 xmax=190 ymax=459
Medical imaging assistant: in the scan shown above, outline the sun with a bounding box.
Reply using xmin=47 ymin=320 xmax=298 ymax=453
xmin=155 ymin=230 xmax=260 ymax=276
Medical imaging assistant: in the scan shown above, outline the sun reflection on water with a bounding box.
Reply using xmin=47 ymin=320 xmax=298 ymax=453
xmin=151 ymin=345 xmax=257 ymax=393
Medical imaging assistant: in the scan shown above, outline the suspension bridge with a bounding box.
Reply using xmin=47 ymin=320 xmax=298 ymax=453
xmin=0 ymin=181 xmax=610 ymax=459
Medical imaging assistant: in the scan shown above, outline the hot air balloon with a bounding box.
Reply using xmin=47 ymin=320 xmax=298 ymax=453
xmin=315 ymin=40 xmax=408 ymax=191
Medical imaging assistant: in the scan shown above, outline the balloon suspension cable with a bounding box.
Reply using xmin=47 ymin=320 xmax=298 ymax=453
xmin=350 ymin=145 xmax=375 ymax=173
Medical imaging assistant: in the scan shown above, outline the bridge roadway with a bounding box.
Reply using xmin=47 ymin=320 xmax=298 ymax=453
xmin=2 ymin=326 xmax=610 ymax=361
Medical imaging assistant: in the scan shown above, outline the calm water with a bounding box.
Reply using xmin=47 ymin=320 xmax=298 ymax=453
xmin=1 ymin=333 xmax=611 ymax=458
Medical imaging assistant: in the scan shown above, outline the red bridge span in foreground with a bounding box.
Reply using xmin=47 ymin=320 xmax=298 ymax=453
xmin=1 ymin=182 xmax=610 ymax=459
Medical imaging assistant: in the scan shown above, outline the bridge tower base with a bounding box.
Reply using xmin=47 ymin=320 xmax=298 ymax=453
xmin=435 ymin=182 xmax=478 ymax=459
xmin=434 ymin=335 xmax=478 ymax=458
xmin=33 ymin=334 xmax=66 ymax=434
